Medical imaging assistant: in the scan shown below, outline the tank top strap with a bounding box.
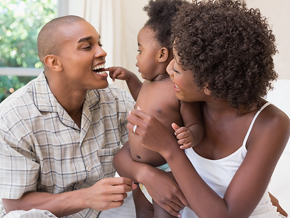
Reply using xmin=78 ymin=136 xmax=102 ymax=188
xmin=242 ymin=102 xmax=272 ymax=147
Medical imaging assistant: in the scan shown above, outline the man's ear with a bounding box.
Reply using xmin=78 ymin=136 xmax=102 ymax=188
xmin=203 ymin=83 xmax=211 ymax=95
xmin=158 ymin=47 xmax=169 ymax=63
xmin=44 ymin=55 xmax=62 ymax=72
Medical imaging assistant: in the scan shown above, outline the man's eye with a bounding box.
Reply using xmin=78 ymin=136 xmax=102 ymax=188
xmin=137 ymin=50 xmax=142 ymax=53
xmin=98 ymin=43 xmax=103 ymax=47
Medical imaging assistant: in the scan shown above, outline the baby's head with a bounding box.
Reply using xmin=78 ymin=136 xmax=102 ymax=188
xmin=136 ymin=0 xmax=188 ymax=80
xmin=172 ymin=0 xmax=278 ymax=109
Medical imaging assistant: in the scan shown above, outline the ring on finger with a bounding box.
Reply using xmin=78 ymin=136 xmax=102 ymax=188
xmin=133 ymin=125 xmax=137 ymax=133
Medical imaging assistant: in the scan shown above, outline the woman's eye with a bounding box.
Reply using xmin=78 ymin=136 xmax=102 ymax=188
xmin=137 ymin=50 xmax=142 ymax=53
xmin=172 ymin=66 xmax=179 ymax=74
xmin=98 ymin=42 xmax=103 ymax=47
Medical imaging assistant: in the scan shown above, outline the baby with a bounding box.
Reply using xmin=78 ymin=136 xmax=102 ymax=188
xmin=107 ymin=0 xmax=204 ymax=217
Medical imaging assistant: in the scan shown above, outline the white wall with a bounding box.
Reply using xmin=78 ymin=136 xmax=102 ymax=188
xmin=119 ymin=0 xmax=148 ymax=81
xmin=64 ymin=0 xmax=290 ymax=81
xmin=120 ymin=0 xmax=290 ymax=80
xmin=245 ymin=0 xmax=290 ymax=79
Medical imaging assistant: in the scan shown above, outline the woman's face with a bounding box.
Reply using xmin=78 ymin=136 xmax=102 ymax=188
xmin=166 ymin=48 xmax=206 ymax=102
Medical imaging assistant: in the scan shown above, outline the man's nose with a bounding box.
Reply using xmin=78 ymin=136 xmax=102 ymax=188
xmin=95 ymin=46 xmax=107 ymax=58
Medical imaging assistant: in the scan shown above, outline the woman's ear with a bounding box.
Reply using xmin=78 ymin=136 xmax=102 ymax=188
xmin=44 ymin=55 xmax=62 ymax=72
xmin=158 ymin=47 xmax=169 ymax=63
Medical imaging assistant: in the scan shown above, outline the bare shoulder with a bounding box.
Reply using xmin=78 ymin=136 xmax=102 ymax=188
xmin=250 ymin=103 xmax=290 ymax=151
xmin=258 ymin=104 xmax=290 ymax=130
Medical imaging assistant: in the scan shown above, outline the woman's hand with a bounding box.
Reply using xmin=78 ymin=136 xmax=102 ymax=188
xmin=127 ymin=107 xmax=178 ymax=156
xmin=113 ymin=142 xmax=187 ymax=217
xmin=141 ymin=166 xmax=189 ymax=217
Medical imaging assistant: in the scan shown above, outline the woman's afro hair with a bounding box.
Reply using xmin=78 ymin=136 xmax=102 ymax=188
xmin=172 ymin=0 xmax=278 ymax=109
xmin=144 ymin=0 xmax=189 ymax=49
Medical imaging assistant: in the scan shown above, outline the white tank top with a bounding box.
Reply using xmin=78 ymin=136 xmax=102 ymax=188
xmin=181 ymin=102 xmax=284 ymax=218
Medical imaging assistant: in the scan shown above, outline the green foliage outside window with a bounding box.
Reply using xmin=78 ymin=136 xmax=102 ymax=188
xmin=0 ymin=75 xmax=36 ymax=102
xmin=0 ymin=0 xmax=57 ymax=102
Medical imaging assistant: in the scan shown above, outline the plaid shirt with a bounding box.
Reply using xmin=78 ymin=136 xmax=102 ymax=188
xmin=0 ymin=72 xmax=134 ymax=217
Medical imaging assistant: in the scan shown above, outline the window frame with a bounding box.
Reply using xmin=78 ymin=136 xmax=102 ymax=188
xmin=0 ymin=0 xmax=67 ymax=77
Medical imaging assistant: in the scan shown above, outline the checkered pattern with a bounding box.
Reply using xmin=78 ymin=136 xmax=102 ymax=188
xmin=0 ymin=72 xmax=134 ymax=217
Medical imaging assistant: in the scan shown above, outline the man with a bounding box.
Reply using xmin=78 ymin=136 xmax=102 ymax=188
xmin=0 ymin=15 xmax=136 ymax=218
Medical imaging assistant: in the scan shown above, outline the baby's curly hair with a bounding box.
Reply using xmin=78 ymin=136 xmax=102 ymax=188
xmin=144 ymin=0 xmax=189 ymax=50
xmin=172 ymin=0 xmax=278 ymax=109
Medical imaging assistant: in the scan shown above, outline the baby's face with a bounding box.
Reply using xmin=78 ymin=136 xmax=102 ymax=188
xmin=136 ymin=26 xmax=162 ymax=81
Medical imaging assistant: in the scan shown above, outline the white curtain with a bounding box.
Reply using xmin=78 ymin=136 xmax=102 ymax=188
xmin=60 ymin=0 xmax=127 ymax=90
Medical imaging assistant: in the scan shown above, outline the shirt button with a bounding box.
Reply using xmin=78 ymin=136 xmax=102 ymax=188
xmin=86 ymin=166 xmax=91 ymax=172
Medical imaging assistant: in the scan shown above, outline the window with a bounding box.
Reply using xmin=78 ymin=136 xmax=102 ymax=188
xmin=0 ymin=0 xmax=58 ymax=102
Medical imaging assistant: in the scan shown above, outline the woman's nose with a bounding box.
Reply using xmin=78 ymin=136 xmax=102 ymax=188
xmin=166 ymin=59 xmax=174 ymax=76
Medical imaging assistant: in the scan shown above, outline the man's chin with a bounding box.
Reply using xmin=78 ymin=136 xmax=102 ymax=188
xmin=95 ymin=81 xmax=109 ymax=90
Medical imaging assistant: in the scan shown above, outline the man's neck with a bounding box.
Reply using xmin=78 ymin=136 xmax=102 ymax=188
xmin=46 ymin=73 xmax=86 ymax=128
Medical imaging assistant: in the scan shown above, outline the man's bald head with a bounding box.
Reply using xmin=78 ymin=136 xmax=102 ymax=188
xmin=37 ymin=15 xmax=85 ymax=63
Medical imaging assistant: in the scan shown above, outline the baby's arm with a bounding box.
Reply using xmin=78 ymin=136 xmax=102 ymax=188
xmin=106 ymin=67 xmax=142 ymax=101
xmin=174 ymin=101 xmax=204 ymax=149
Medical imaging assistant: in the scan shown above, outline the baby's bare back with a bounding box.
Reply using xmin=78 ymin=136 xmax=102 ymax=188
xmin=129 ymin=79 xmax=183 ymax=167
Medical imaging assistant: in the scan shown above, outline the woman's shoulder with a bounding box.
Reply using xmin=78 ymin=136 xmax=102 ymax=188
xmin=258 ymin=103 xmax=289 ymax=128
xmin=249 ymin=103 xmax=290 ymax=150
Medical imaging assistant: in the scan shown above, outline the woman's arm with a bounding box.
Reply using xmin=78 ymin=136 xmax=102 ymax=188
xmin=113 ymin=142 xmax=188 ymax=216
xmin=127 ymin=107 xmax=290 ymax=218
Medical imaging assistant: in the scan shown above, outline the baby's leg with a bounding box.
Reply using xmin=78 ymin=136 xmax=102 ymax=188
xmin=133 ymin=185 xmax=154 ymax=218
xmin=153 ymin=200 xmax=177 ymax=218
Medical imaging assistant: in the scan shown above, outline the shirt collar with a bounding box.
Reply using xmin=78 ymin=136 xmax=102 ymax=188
xmin=33 ymin=72 xmax=101 ymax=130
xmin=33 ymin=72 xmax=101 ymax=112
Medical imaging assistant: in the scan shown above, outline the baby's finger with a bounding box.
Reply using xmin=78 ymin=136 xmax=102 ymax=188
xmin=105 ymin=68 xmax=116 ymax=81
xmin=180 ymin=142 xmax=193 ymax=149
xmin=176 ymin=131 xmax=189 ymax=140
xmin=171 ymin=123 xmax=180 ymax=132
xmin=177 ymin=138 xmax=186 ymax=145
xmin=174 ymin=126 xmax=188 ymax=135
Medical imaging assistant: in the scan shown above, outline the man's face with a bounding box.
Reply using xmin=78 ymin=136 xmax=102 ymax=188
xmin=57 ymin=20 xmax=108 ymax=91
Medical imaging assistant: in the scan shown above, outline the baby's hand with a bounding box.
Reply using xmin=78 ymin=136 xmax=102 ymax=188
xmin=172 ymin=123 xmax=195 ymax=149
xmin=105 ymin=67 xmax=133 ymax=82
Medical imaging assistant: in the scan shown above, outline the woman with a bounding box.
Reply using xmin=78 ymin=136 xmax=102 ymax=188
xmin=114 ymin=0 xmax=289 ymax=217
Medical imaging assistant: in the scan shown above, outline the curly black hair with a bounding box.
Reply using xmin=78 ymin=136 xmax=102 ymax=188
xmin=172 ymin=0 xmax=278 ymax=109
xmin=144 ymin=0 xmax=189 ymax=50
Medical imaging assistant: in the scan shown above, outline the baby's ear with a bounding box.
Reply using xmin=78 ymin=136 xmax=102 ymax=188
xmin=158 ymin=47 xmax=169 ymax=62
xmin=44 ymin=55 xmax=62 ymax=72
xmin=203 ymin=83 xmax=211 ymax=96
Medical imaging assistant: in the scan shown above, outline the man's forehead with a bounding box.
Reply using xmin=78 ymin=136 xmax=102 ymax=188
xmin=59 ymin=21 xmax=100 ymax=42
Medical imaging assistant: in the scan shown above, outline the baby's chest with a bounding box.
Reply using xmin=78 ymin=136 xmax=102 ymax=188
xmin=136 ymin=84 xmax=183 ymax=128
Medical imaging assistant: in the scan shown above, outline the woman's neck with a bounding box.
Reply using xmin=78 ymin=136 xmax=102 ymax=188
xmin=203 ymin=98 xmax=261 ymax=121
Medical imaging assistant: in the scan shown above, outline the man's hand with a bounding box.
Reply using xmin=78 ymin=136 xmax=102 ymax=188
xmin=172 ymin=123 xmax=195 ymax=149
xmin=2 ymin=177 xmax=137 ymax=217
xmin=84 ymin=177 xmax=137 ymax=211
